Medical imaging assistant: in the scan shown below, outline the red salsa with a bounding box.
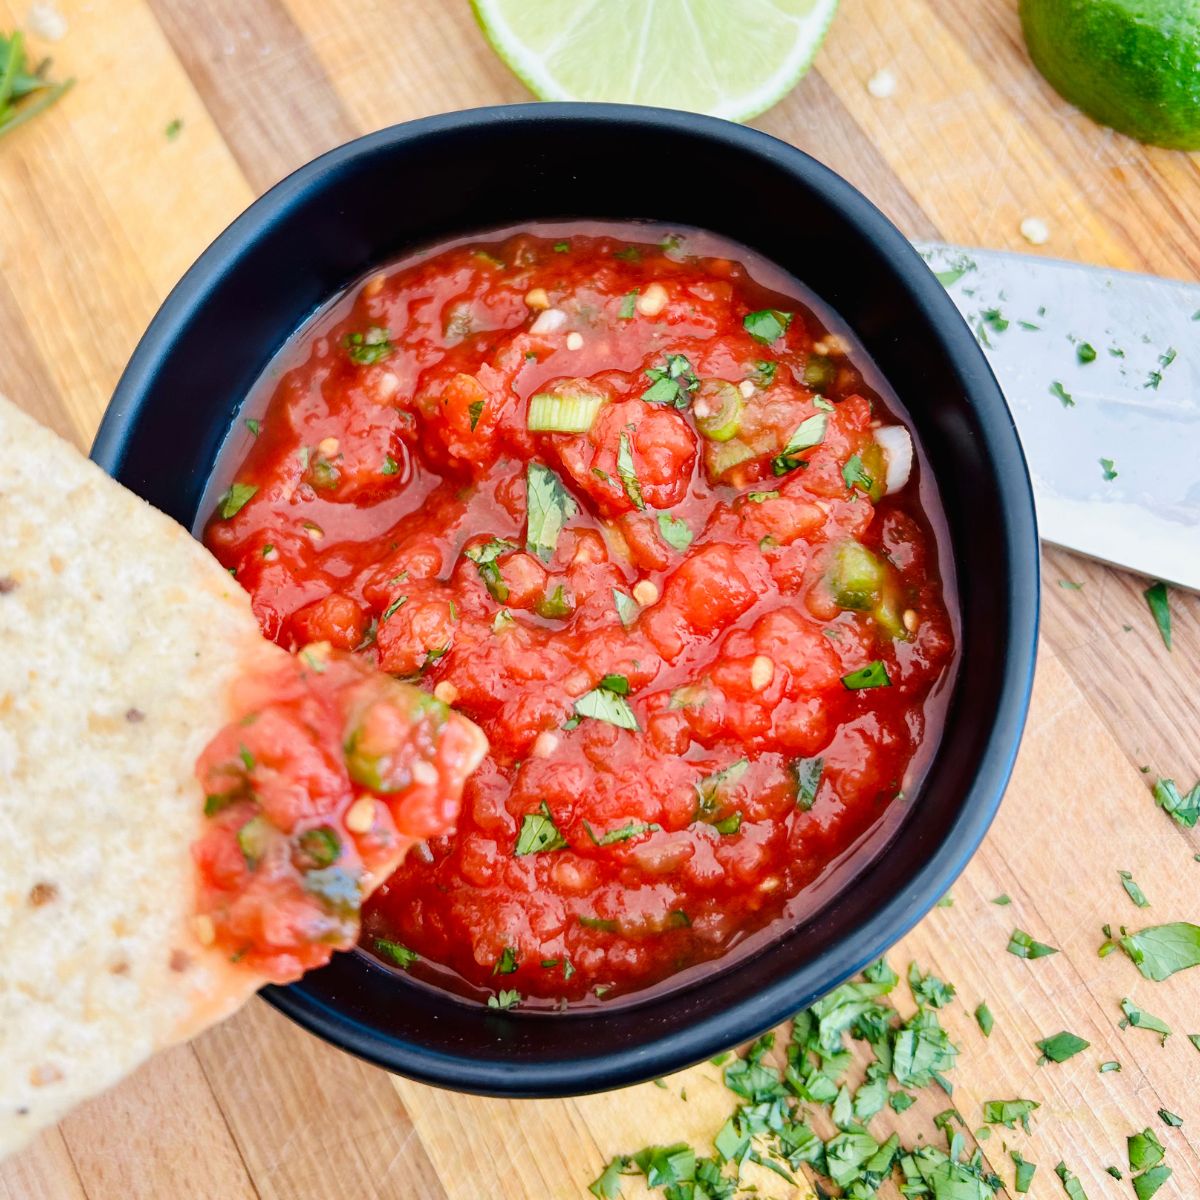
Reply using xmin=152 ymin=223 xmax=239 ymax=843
xmin=204 ymin=224 xmax=956 ymax=1005
xmin=192 ymin=648 xmax=485 ymax=982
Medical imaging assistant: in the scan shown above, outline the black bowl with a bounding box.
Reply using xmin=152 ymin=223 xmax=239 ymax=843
xmin=93 ymin=104 xmax=1038 ymax=1097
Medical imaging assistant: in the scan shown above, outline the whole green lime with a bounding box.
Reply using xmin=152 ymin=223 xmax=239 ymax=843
xmin=1020 ymin=0 xmax=1200 ymax=150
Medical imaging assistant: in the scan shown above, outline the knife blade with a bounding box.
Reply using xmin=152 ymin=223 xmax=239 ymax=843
xmin=914 ymin=242 xmax=1200 ymax=591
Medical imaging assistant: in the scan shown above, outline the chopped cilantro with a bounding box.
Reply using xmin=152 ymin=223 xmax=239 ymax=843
xmin=1119 ymin=870 xmax=1150 ymax=908
xmin=587 ymin=1156 xmax=628 ymax=1199
xmin=1077 ymin=342 xmax=1097 ymax=363
xmin=1059 ymin=579 xmax=1084 ymax=589
xmin=983 ymin=1098 xmax=1038 ymax=1132
xmin=842 ymin=453 xmax=874 ymax=491
xmin=592 ymin=819 xmax=660 ymax=845
xmin=1036 ymin=1030 xmax=1089 ymax=1063
xmin=1100 ymin=457 xmax=1118 ymax=481
xmin=1153 ymin=777 xmax=1199 ymax=828
xmin=612 ymin=246 xmax=641 ymax=261
xmin=975 ymin=1002 xmax=994 ymax=1037
xmin=217 ymin=482 xmax=257 ymax=519
xmin=492 ymin=946 xmax=518 ymax=975
xmin=657 ymin=512 xmax=693 ymax=551
xmin=1158 ymin=1109 xmax=1182 ymax=1127
xmin=992 ymin=893 xmax=1012 ymax=905
xmin=1007 ymin=928 xmax=1059 ymax=959
xmin=525 ymin=462 xmax=578 ymax=562
xmin=514 ymin=801 xmax=568 ymax=855
xmin=380 ymin=594 xmax=408 ymax=622
xmin=747 ymin=490 xmax=780 ymax=503
xmin=1143 ymin=582 xmax=1172 ymax=650
xmin=1128 ymin=1127 xmax=1165 ymax=1172
xmin=981 ymin=307 xmax=1009 ymax=333
xmin=1134 ymin=1166 xmax=1173 ymax=1200
xmin=616 ymin=430 xmax=645 ymax=510
xmin=1099 ymin=1060 xmax=1121 ymax=1072
xmin=908 ymin=962 xmax=956 ymax=1008
xmin=791 ymin=756 xmax=824 ymax=810
xmin=465 ymin=537 xmax=518 ymax=603
xmin=750 ymin=359 xmax=777 ymax=387
xmin=1011 ymin=1150 xmax=1037 ymax=1193
xmin=642 ymin=353 xmax=699 ymax=408
xmin=1119 ymin=997 xmax=1171 ymax=1042
xmin=618 ymin=289 xmax=638 ymax=319
xmin=244 ymin=418 xmax=261 ymax=436
xmin=772 ymin=413 xmax=827 ymax=475
xmin=612 ymin=587 xmax=638 ymax=627
xmin=743 ymin=309 xmax=793 ymax=345
xmin=374 ymin=939 xmax=418 ymax=969
xmin=1055 ymin=1161 xmax=1088 ymax=1200
xmin=575 ymin=681 xmax=639 ymax=731
xmin=1118 ymin=922 xmax=1200 ymax=980
xmin=380 ymin=454 xmax=399 ymax=475
xmin=553 ymin=241 xmax=570 ymax=253
xmin=1050 ymin=380 xmax=1075 ymax=408
xmin=468 ymin=398 xmax=484 ymax=430
xmin=842 ymin=660 xmax=891 ymax=690
xmin=487 ymin=988 xmax=520 ymax=1010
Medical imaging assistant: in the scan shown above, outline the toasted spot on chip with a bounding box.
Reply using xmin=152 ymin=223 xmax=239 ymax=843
xmin=27 ymin=882 xmax=58 ymax=907
xmin=0 ymin=576 xmax=16 ymax=593
xmin=125 ymin=707 xmax=146 ymax=724
xmin=29 ymin=1066 xmax=62 ymax=1088
xmin=168 ymin=950 xmax=191 ymax=973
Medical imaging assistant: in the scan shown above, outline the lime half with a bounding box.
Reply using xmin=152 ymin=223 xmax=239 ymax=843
xmin=1021 ymin=0 xmax=1200 ymax=150
xmin=471 ymin=0 xmax=840 ymax=123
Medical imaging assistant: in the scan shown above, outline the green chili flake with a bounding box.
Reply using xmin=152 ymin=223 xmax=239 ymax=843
xmin=842 ymin=660 xmax=891 ymax=690
xmin=743 ymin=309 xmax=793 ymax=345
xmin=218 ymin=482 xmax=257 ymax=519
xmin=1036 ymin=1030 xmax=1090 ymax=1063
xmin=1143 ymin=582 xmax=1172 ymax=650
xmin=374 ymin=939 xmax=418 ymax=969
xmin=1007 ymin=928 xmax=1059 ymax=959
xmin=1050 ymin=380 xmax=1075 ymax=408
xmin=514 ymin=801 xmax=568 ymax=856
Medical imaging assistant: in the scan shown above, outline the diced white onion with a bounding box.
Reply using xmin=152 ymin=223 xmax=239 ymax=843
xmin=531 ymin=308 xmax=567 ymax=334
xmin=874 ymin=425 xmax=913 ymax=494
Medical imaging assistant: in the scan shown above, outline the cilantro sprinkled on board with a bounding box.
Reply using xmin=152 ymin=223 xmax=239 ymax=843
xmin=1119 ymin=870 xmax=1150 ymax=908
xmin=1008 ymin=928 xmax=1059 ymax=959
xmin=1152 ymin=776 xmax=1199 ymax=828
xmin=1119 ymin=997 xmax=1171 ymax=1042
xmin=983 ymin=1097 xmax=1039 ymax=1132
xmin=1050 ymin=380 xmax=1075 ymax=407
xmin=1117 ymin=922 xmax=1200 ymax=980
xmin=975 ymin=1001 xmax=994 ymax=1037
xmin=1036 ymin=1030 xmax=1089 ymax=1063
xmin=1142 ymin=582 xmax=1172 ymax=650
xmin=1055 ymin=1160 xmax=1088 ymax=1199
xmin=1011 ymin=1149 xmax=1037 ymax=1193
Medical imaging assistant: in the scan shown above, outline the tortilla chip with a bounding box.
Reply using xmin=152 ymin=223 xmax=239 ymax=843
xmin=0 ymin=395 xmax=486 ymax=1157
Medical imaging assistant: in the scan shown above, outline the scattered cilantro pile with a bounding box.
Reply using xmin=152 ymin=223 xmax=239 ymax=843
xmin=589 ymin=958 xmax=1031 ymax=1200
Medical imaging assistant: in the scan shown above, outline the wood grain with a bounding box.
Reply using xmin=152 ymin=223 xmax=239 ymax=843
xmin=0 ymin=0 xmax=1196 ymax=1197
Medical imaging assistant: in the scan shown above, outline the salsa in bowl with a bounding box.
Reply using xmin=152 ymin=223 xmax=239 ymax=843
xmin=95 ymin=104 xmax=1037 ymax=1093
xmin=202 ymin=223 xmax=956 ymax=1008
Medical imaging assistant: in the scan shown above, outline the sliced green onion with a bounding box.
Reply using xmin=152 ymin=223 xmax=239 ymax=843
xmin=694 ymin=380 xmax=743 ymax=442
xmin=528 ymin=384 xmax=606 ymax=433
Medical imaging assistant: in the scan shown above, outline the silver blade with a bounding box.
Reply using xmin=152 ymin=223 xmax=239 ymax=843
xmin=915 ymin=242 xmax=1200 ymax=591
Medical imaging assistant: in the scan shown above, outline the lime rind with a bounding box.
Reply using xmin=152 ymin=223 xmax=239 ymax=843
xmin=471 ymin=0 xmax=839 ymax=123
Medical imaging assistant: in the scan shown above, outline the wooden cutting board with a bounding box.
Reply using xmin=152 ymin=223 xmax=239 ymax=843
xmin=1 ymin=1 xmax=1197 ymax=1197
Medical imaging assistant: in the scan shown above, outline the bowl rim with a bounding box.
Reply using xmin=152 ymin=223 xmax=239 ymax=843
xmin=94 ymin=102 xmax=1040 ymax=1097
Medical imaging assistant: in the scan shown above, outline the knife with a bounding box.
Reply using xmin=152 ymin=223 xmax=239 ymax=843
xmin=914 ymin=242 xmax=1200 ymax=591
